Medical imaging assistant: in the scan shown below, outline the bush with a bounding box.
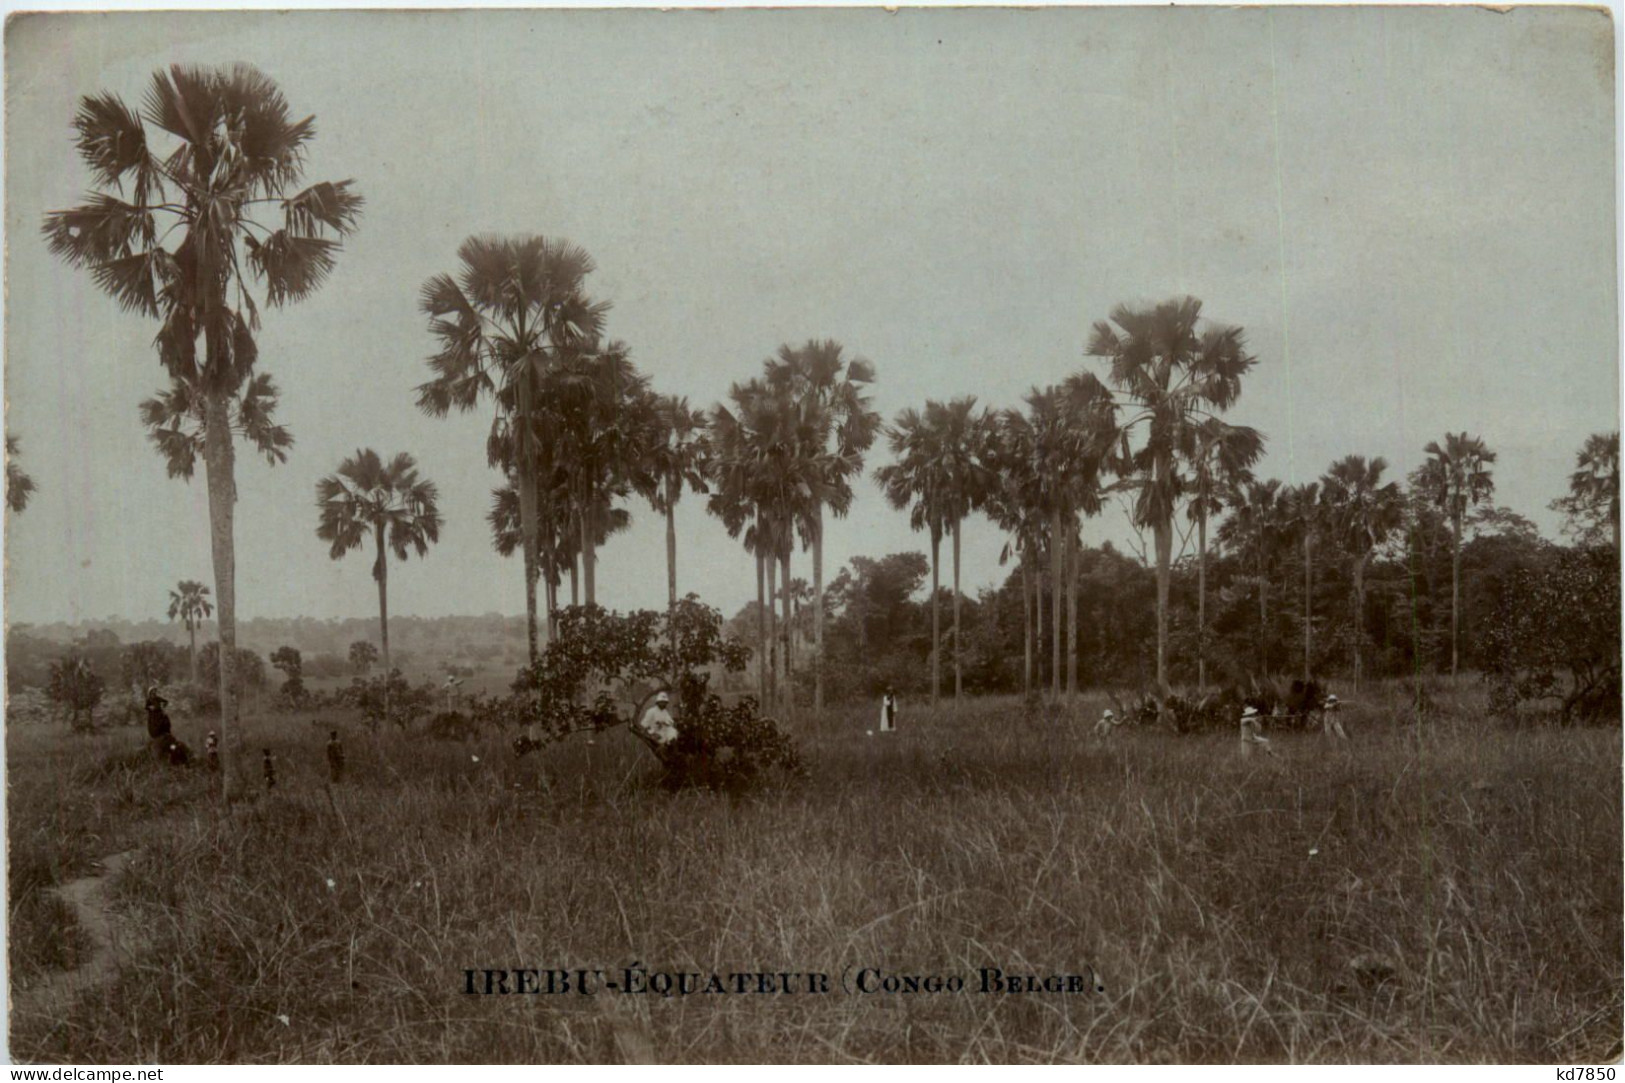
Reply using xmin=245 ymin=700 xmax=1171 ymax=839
xmin=508 ymin=599 xmax=801 ymax=793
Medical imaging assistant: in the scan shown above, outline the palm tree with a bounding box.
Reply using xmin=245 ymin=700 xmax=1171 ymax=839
xmin=1216 ymin=476 xmax=1287 ymax=675
xmin=45 ymin=65 xmax=363 ymax=794
xmin=1418 ymin=432 xmax=1497 ymax=676
xmin=1015 ymin=379 xmax=1116 ymax=703
xmin=6 ymin=436 xmax=36 ymax=512
xmin=1185 ymin=419 xmax=1264 ymax=691
xmin=1552 ymin=431 xmax=1620 ymax=552
xmin=1284 ymin=482 xmax=1324 ymax=681
xmin=316 ymin=450 xmax=442 ymax=704
xmin=1087 ymin=296 xmax=1257 ymax=697
xmin=1320 ymin=455 xmax=1403 ymax=689
xmin=416 ymin=235 xmax=606 ymax=662
xmin=875 ymin=398 xmax=995 ymax=704
xmin=549 ymin=342 xmax=655 ymax=607
xmin=708 ymin=378 xmax=821 ymax=711
xmin=167 ymin=580 xmax=212 ymax=682
xmin=639 ymin=394 xmax=710 ymax=613
xmin=761 ymin=341 xmax=880 ymax=711
xmin=981 ymin=417 xmax=1048 ymax=699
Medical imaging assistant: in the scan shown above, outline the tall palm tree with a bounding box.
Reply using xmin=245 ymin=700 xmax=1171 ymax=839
xmin=1418 ymin=432 xmax=1496 ymax=676
xmin=416 ymin=235 xmax=606 ymax=662
xmin=316 ymin=449 xmax=442 ymax=699
xmin=167 ymin=580 xmax=213 ymax=682
xmin=761 ymin=341 xmax=880 ymax=711
xmin=1016 ymin=379 xmax=1116 ymax=703
xmin=1216 ymin=476 xmax=1287 ymax=675
xmin=1320 ymin=455 xmax=1403 ymax=690
xmin=1185 ymin=419 xmax=1264 ymax=691
xmin=549 ymin=342 xmax=655 ymax=607
xmin=875 ymin=398 xmax=991 ymax=704
xmin=6 ymin=436 xmax=36 ymax=513
xmin=1087 ymin=296 xmax=1257 ymax=697
xmin=1553 ymin=431 xmax=1620 ymax=552
xmin=638 ymin=394 xmax=710 ymax=613
xmin=982 ymin=417 xmax=1048 ymax=699
xmin=45 ymin=64 xmax=363 ymax=794
xmin=708 ymin=378 xmax=822 ymax=711
xmin=1284 ymin=481 xmax=1324 ymax=681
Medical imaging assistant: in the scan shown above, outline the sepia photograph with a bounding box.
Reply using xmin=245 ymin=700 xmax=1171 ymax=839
xmin=2 ymin=4 xmax=1620 ymax=1065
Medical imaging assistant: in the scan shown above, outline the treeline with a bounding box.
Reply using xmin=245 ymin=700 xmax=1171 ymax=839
xmin=736 ymin=493 xmax=1618 ymax=714
xmin=7 ymin=614 xmax=529 ymax=693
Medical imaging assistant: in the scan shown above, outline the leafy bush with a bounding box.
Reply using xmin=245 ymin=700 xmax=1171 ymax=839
xmin=1483 ymin=545 xmax=1622 ymax=724
xmin=46 ymin=654 xmax=104 ymax=730
xmin=509 ymin=599 xmax=800 ymax=792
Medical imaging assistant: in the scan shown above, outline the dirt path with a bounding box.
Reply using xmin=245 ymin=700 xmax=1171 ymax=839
xmin=11 ymin=850 xmax=147 ymax=1024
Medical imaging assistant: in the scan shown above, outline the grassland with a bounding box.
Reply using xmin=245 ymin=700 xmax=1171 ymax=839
xmin=7 ymin=679 xmax=1621 ymax=1063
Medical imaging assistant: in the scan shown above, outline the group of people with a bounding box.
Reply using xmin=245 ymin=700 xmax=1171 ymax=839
xmin=1092 ymin=692 xmax=1348 ymax=754
xmin=143 ymin=685 xmax=349 ymax=789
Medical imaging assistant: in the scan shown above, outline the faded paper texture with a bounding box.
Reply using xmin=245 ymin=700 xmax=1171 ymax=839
xmin=4 ymin=6 xmax=1620 ymax=1065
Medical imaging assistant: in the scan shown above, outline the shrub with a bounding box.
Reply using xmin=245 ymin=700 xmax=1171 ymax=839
xmin=509 ymin=599 xmax=801 ymax=792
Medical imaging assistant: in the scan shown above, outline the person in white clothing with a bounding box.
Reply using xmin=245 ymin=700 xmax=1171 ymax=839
xmin=1240 ymin=704 xmax=1274 ymax=757
xmin=638 ymin=691 xmax=680 ymax=747
xmin=1093 ymin=708 xmax=1119 ymax=737
xmin=1322 ymin=693 xmax=1349 ymax=740
xmin=878 ymin=688 xmax=898 ymax=733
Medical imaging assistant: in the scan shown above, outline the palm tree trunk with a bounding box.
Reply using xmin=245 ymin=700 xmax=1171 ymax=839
xmin=781 ymin=547 xmax=793 ymax=715
xmin=581 ymin=494 xmax=597 ymax=607
xmin=766 ymin=545 xmax=778 ymax=710
xmin=931 ymin=526 xmax=941 ymax=705
xmin=1035 ymin=546 xmax=1046 ymax=691
xmin=665 ymin=498 xmax=678 ymax=687
xmin=1353 ymin=551 xmax=1367 ymax=691
xmin=1066 ymin=522 xmax=1078 ymax=703
xmin=952 ymin=516 xmax=962 ymax=704
xmin=201 ymin=390 xmax=238 ymax=800
xmin=1153 ymin=519 xmax=1172 ymax=698
xmin=374 ymin=522 xmax=392 ymax=725
xmin=517 ymin=460 xmax=542 ymax=665
xmin=665 ymin=500 xmax=678 ymax=610
xmin=1051 ymin=505 xmax=1063 ymax=701
xmin=188 ymin=623 xmax=197 ymax=683
xmin=569 ymin=548 xmax=580 ymax=607
xmin=1197 ymin=508 xmax=1208 ymax=694
xmin=1303 ymin=531 xmax=1313 ymax=681
xmin=755 ymin=547 xmax=767 ymax=703
xmin=813 ymin=504 xmax=825 ymax=712
xmin=1022 ymin=556 xmax=1033 ymax=697
xmin=1450 ymin=509 xmax=1461 ymax=678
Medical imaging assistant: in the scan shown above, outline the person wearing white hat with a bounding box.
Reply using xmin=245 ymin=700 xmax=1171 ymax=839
xmin=1093 ymin=708 xmax=1119 ymax=738
xmin=1322 ymin=693 xmax=1349 ymax=740
xmin=1239 ymin=705 xmax=1275 ymax=757
xmin=637 ymin=690 xmax=680 ymax=747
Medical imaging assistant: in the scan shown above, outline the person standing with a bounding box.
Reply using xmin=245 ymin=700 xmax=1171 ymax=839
xmin=879 ymin=688 xmax=898 ymax=733
xmin=326 ymin=730 xmax=345 ymax=783
xmin=1240 ymin=705 xmax=1274 ymax=757
xmin=205 ymin=731 xmax=219 ymax=772
xmin=263 ymin=749 xmax=277 ymax=790
xmin=144 ymin=685 xmax=172 ymax=741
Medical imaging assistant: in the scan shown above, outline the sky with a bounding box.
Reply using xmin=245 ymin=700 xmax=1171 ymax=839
xmin=3 ymin=6 xmax=1618 ymax=627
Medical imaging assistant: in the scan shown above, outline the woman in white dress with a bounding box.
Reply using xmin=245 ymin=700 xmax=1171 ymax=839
xmin=879 ymin=688 xmax=898 ymax=733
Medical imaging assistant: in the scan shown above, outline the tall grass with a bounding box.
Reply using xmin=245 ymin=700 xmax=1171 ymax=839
xmin=8 ymin=681 xmax=1620 ymax=1063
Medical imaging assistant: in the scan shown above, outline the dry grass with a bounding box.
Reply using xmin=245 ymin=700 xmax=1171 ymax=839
xmin=7 ymin=679 xmax=1621 ymax=1063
